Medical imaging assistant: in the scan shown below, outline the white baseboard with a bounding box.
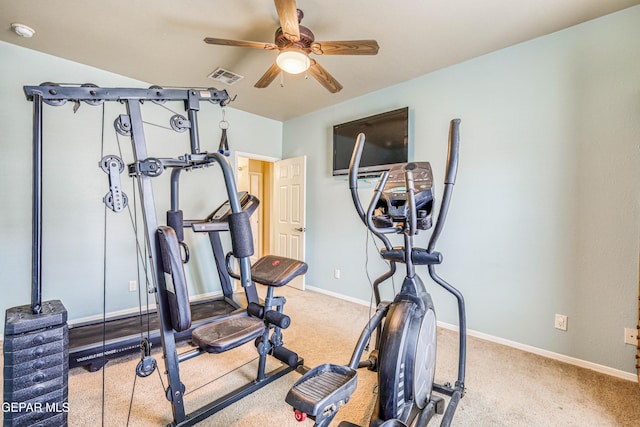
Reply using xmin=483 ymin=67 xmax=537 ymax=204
xmin=306 ymin=285 xmax=374 ymax=307
xmin=306 ymin=285 xmax=638 ymax=383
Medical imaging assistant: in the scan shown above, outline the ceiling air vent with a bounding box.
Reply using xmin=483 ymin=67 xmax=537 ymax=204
xmin=208 ymin=67 xmax=244 ymax=85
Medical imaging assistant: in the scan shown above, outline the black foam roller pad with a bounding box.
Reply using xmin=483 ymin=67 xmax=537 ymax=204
xmin=167 ymin=210 xmax=184 ymax=242
xmin=228 ymin=211 xmax=254 ymax=258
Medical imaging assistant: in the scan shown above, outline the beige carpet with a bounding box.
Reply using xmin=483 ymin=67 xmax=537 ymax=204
xmin=2 ymin=286 xmax=640 ymax=426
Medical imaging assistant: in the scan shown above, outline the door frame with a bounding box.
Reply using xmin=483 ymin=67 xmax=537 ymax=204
xmin=234 ymin=151 xmax=280 ymax=259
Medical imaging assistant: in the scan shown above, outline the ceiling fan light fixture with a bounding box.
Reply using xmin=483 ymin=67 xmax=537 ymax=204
xmin=276 ymin=48 xmax=310 ymax=74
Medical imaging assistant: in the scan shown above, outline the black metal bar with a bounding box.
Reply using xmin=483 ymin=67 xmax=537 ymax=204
xmin=177 ymin=348 xmax=203 ymax=363
xmin=23 ymin=85 xmax=229 ymax=105
xmin=365 ymin=171 xmax=399 ymax=236
xmin=439 ymin=389 xmax=463 ymax=427
xmin=170 ymin=168 xmax=181 ymax=211
xmin=348 ymin=302 xmax=390 ymax=369
xmin=205 ymin=153 xmax=257 ymax=305
xmin=349 ymin=133 xmax=394 ymax=251
xmin=414 ymin=399 xmax=437 ymax=427
xmin=208 ymin=232 xmax=237 ymax=299
xmin=186 ymin=90 xmax=201 ymax=154
xmin=125 ymin=99 xmax=187 ymax=423
xmin=427 ymin=119 xmax=460 ymax=252
xmin=174 ymin=363 xmax=298 ymax=427
xmin=428 ymin=265 xmax=466 ymax=391
xmin=31 ymin=93 xmax=43 ymax=314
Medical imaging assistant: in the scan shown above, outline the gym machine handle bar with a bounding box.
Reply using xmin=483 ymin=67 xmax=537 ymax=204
xmin=427 ymin=118 xmax=460 ymax=252
xmin=348 ymin=119 xmax=461 ymax=246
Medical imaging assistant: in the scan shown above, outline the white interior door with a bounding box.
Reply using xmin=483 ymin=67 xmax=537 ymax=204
xmin=272 ymin=156 xmax=306 ymax=290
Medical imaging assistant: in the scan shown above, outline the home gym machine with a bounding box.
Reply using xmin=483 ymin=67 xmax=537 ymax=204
xmin=68 ymin=190 xmax=260 ymax=372
xmin=286 ymin=119 xmax=466 ymax=427
xmin=6 ymin=83 xmax=307 ymax=426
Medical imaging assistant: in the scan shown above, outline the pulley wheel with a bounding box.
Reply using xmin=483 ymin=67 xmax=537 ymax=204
xmin=81 ymin=83 xmax=104 ymax=106
xmin=104 ymin=190 xmax=128 ymax=212
xmin=100 ymin=155 xmax=125 ymax=174
xmin=149 ymin=85 xmax=167 ymax=105
xmin=136 ymin=356 xmax=157 ymax=377
xmin=39 ymin=82 xmax=67 ymax=107
xmin=170 ymin=114 xmax=189 ymax=133
xmin=114 ymin=117 xmax=132 ymax=136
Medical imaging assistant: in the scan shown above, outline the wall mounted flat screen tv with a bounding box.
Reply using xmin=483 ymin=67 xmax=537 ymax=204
xmin=332 ymin=107 xmax=409 ymax=176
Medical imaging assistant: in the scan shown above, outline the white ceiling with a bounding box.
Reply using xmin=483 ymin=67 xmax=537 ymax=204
xmin=2 ymin=0 xmax=638 ymax=121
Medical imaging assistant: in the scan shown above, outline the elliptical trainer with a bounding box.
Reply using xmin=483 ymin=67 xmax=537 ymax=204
xmin=286 ymin=119 xmax=466 ymax=427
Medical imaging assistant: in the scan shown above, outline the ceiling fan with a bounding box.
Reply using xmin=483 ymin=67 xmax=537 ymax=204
xmin=204 ymin=0 xmax=379 ymax=93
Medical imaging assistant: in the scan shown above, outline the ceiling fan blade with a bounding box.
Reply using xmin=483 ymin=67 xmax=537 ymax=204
xmin=307 ymin=60 xmax=343 ymax=93
xmin=204 ymin=37 xmax=277 ymax=50
xmin=310 ymin=40 xmax=380 ymax=55
xmin=274 ymin=0 xmax=300 ymax=42
xmin=254 ymin=63 xmax=282 ymax=88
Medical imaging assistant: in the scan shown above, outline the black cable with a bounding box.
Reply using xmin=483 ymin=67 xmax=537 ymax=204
xmin=126 ymin=375 xmax=138 ymax=427
xmin=142 ymin=120 xmax=174 ymax=132
xmin=184 ymin=356 xmax=259 ymax=396
xmin=156 ymin=101 xmax=181 ymax=117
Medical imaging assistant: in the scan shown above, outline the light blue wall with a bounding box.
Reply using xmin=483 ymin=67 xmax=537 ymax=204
xmin=0 ymin=41 xmax=282 ymax=333
xmin=283 ymin=7 xmax=640 ymax=374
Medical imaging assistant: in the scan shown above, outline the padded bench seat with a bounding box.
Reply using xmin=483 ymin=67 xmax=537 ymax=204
xmin=192 ymin=315 xmax=265 ymax=354
xmin=250 ymin=255 xmax=308 ymax=287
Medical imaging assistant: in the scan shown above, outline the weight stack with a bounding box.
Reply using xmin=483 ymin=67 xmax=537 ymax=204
xmin=3 ymin=300 xmax=69 ymax=426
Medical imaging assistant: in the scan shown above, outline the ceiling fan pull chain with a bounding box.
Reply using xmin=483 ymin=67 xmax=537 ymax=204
xmin=280 ymin=71 xmax=285 ymax=87
xmin=218 ymin=107 xmax=230 ymax=157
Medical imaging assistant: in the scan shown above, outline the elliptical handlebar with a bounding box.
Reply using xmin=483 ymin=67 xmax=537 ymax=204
xmin=348 ymin=133 xmax=367 ymax=225
xmin=445 ymin=118 xmax=461 ymax=185
xmin=349 ymin=133 xmax=396 ymax=249
xmin=365 ymin=171 xmax=402 ymax=235
xmin=427 ymin=118 xmax=461 ymax=252
xmin=405 ymin=168 xmax=418 ymax=236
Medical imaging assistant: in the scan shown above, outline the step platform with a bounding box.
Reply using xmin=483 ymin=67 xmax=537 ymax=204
xmin=286 ymin=364 xmax=357 ymax=425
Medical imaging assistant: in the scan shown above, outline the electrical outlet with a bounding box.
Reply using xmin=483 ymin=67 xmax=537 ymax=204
xmin=129 ymin=280 xmax=137 ymax=292
xmin=334 ymin=269 xmax=341 ymax=279
xmin=554 ymin=314 xmax=568 ymax=331
xmin=624 ymin=328 xmax=638 ymax=346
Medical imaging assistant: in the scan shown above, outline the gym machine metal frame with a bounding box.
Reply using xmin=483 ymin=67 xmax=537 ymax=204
xmin=23 ymin=84 xmax=302 ymax=426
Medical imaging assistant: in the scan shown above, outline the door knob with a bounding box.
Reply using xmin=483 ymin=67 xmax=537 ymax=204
xmin=295 ymin=227 xmax=306 ymax=232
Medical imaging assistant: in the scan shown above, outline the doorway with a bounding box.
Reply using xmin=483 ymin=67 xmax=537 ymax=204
xmin=235 ymin=153 xmax=307 ymax=290
xmin=236 ymin=154 xmax=275 ymax=263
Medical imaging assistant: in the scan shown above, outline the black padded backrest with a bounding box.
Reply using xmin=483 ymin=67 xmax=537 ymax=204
xmin=157 ymin=226 xmax=192 ymax=332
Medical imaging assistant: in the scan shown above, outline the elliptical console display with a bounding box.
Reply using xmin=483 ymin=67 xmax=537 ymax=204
xmin=373 ymin=162 xmax=434 ymax=230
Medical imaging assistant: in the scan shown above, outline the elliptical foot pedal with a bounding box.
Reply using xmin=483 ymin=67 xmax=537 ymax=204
xmin=285 ymin=364 xmax=357 ymax=425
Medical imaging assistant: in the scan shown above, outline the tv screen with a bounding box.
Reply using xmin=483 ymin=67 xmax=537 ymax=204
xmin=332 ymin=107 xmax=409 ymax=176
